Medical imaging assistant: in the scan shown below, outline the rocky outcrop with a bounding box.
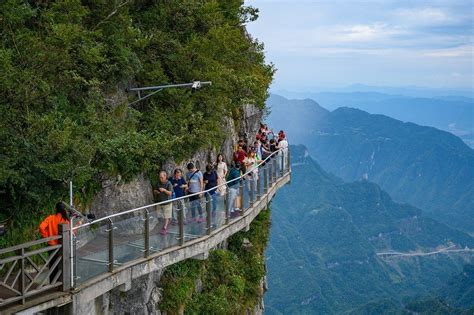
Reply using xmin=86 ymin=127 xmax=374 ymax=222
xmin=107 ymin=270 xmax=164 ymax=315
xmin=90 ymin=104 xmax=263 ymax=219
xmin=84 ymin=104 xmax=264 ymax=314
xmin=90 ymin=173 xmax=154 ymax=218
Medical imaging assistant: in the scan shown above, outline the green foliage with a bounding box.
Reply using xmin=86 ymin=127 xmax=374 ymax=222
xmin=267 ymin=94 xmax=474 ymax=232
xmin=0 ymin=0 xmax=274 ymax=246
xmin=159 ymin=209 xmax=271 ymax=314
xmin=265 ymin=145 xmax=474 ymax=314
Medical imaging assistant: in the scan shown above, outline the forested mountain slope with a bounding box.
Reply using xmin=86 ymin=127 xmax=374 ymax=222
xmin=267 ymin=94 xmax=474 ymax=233
xmin=280 ymin=91 xmax=474 ymax=148
xmin=265 ymin=145 xmax=474 ymax=314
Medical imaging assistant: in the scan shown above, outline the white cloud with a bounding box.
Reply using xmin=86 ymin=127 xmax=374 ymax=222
xmin=338 ymin=23 xmax=403 ymax=42
xmin=394 ymin=7 xmax=455 ymax=25
xmin=246 ymin=0 xmax=473 ymax=88
xmin=423 ymin=45 xmax=473 ymax=58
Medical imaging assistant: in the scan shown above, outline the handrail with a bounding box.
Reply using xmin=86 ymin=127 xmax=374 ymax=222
xmin=73 ymin=148 xmax=285 ymax=230
xmin=0 ymin=146 xmax=290 ymax=311
xmin=0 ymin=235 xmax=62 ymax=256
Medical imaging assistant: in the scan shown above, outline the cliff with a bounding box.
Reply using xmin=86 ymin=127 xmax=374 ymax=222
xmin=78 ymin=103 xmax=266 ymax=314
xmin=90 ymin=104 xmax=263 ymax=219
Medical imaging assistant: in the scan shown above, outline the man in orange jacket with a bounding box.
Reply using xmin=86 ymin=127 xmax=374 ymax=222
xmin=39 ymin=202 xmax=69 ymax=245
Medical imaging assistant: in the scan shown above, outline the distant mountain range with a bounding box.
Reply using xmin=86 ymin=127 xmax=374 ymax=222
xmin=267 ymin=94 xmax=474 ymax=233
xmin=270 ymin=91 xmax=474 ymax=148
xmin=274 ymin=83 xmax=474 ymax=99
xmin=265 ymin=145 xmax=474 ymax=314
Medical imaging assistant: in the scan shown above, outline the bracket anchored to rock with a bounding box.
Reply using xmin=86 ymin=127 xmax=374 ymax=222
xmin=126 ymin=81 xmax=212 ymax=106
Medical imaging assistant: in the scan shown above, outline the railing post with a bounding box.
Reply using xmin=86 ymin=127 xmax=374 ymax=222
xmin=144 ymin=208 xmax=150 ymax=257
xmin=287 ymin=149 xmax=291 ymax=173
xmin=59 ymin=223 xmax=71 ymax=291
xmin=239 ymin=179 xmax=244 ymax=213
xmin=256 ymin=170 xmax=261 ymax=201
xmin=273 ymin=158 xmax=277 ymax=183
xmin=225 ymin=190 xmax=230 ymax=224
xmin=264 ymin=163 xmax=268 ymax=194
xmin=73 ymin=234 xmax=77 ymax=286
xmin=107 ymin=219 xmax=114 ymax=272
xmin=270 ymin=159 xmax=275 ymax=185
xmin=281 ymin=151 xmax=285 ymax=176
xmin=249 ymin=174 xmax=255 ymax=208
xmin=20 ymin=248 xmax=25 ymax=305
xmin=206 ymin=193 xmax=212 ymax=235
xmin=268 ymin=159 xmax=273 ymax=189
xmin=179 ymin=201 xmax=185 ymax=246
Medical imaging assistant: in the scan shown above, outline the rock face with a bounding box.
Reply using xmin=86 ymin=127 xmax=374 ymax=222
xmin=107 ymin=270 xmax=164 ymax=315
xmin=90 ymin=104 xmax=263 ymax=218
xmin=83 ymin=104 xmax=265 ymax=314
xmin=90 ymin=173 xmax=154 ymax=218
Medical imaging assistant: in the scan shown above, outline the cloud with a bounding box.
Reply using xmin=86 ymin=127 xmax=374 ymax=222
xmin=337 ymin=23 xmax=405 ymax=42
xmin=395 ymin=7 xmax=454 ymax=25
xmin=423 ymin=45 xmax=473 ymax=58
xmin=246 ymin=0 xmax=473 ymax=88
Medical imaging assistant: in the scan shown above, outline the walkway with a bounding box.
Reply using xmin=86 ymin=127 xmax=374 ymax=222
xmin=1 ymin=148 xmax=291 ymax=314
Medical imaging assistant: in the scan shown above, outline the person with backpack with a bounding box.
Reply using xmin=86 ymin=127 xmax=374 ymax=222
xmin=169 ymin=169 xmax=187 ymax=225
xmin=203 ymin=164 xmax=218 ymax=226
xmin=186 ymin=162 xmax=205 ymax=223
xmin=226 ymin=162 xmax=242 ymax=218
xmin=154 ymin=171 xmax=173 ymax=235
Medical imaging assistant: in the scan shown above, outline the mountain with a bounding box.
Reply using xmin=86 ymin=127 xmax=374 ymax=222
xmin=266 ymin=94 xmax=329 ymax=140
xmin=270 ymin=91 xmax=474 ymax=148
xmin=267 ymin=95 xmax=474 ymax=233
xmin=350 ymin=264 xmax=474 ymax=314
xmin=265 ymin=145 xmax=474 ymax=314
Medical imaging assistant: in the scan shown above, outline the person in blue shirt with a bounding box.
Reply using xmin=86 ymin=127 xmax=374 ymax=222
xmin=169 ymin=169 xmax=187 ymax=224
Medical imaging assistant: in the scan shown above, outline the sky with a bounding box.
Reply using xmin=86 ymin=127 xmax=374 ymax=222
xmin=245 ymin=0 xmax=473 ymax=91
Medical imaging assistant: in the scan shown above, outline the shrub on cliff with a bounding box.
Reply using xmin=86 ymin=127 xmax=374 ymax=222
xmin=0 ymin=0 xmax=274 ymax=245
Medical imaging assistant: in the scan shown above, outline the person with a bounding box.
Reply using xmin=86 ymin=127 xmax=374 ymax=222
xmin=203 ymin=164 xmax=218 ymax=225
xmin=169 ymin=169 xmax=187 ymax=225
xmin=226 ymin=162 xmax=242 ymax=217
xmin=269 ymin=138 xmax=277 ymax=155
xmin=261 ymin=139 xmax=271 ymax=161
xmin=278 ymin=130 xmax=286 ymax=143
xmin=39 ymin=202 xmax=70 ymax=245
xmin=254 ymin=140 xmax=262 ymax=160
xmin=244 ymin=149 xmax=259 ymax=196
xmin=215 ymin=153 xmax=228 ymax=196
xmin=277 ymin=134 xmax=289 ymax=170
xmin=186 ymin=162 xmax=205 ymax=223
xmin=233 ymin=143 xmax=247 ymax=165
xmin=153 ymin=171 xmax=173 ymax=235
xmin=39 ymin=202 xmax=70 ymax=283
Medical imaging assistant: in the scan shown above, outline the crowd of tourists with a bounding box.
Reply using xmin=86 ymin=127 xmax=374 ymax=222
xmin=153 ymin=123 xmax=289 ymax=235
xmin=38 ymin=123 xmax=288 ymax=238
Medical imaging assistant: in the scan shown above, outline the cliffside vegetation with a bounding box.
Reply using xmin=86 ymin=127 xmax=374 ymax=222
xmin=0 ymin=0 xmax=274 ymax=246
xmin=159 ymin=208 xmax=270 ymax=314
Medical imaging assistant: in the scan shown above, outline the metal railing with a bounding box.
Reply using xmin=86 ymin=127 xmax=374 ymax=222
xmin=70 ymin=148 xmax=290 ymax=287
xmin=0 ymin=147 xmax=290 ymax=309
xmin=0 ymin=225 xmax=70 ymax=308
